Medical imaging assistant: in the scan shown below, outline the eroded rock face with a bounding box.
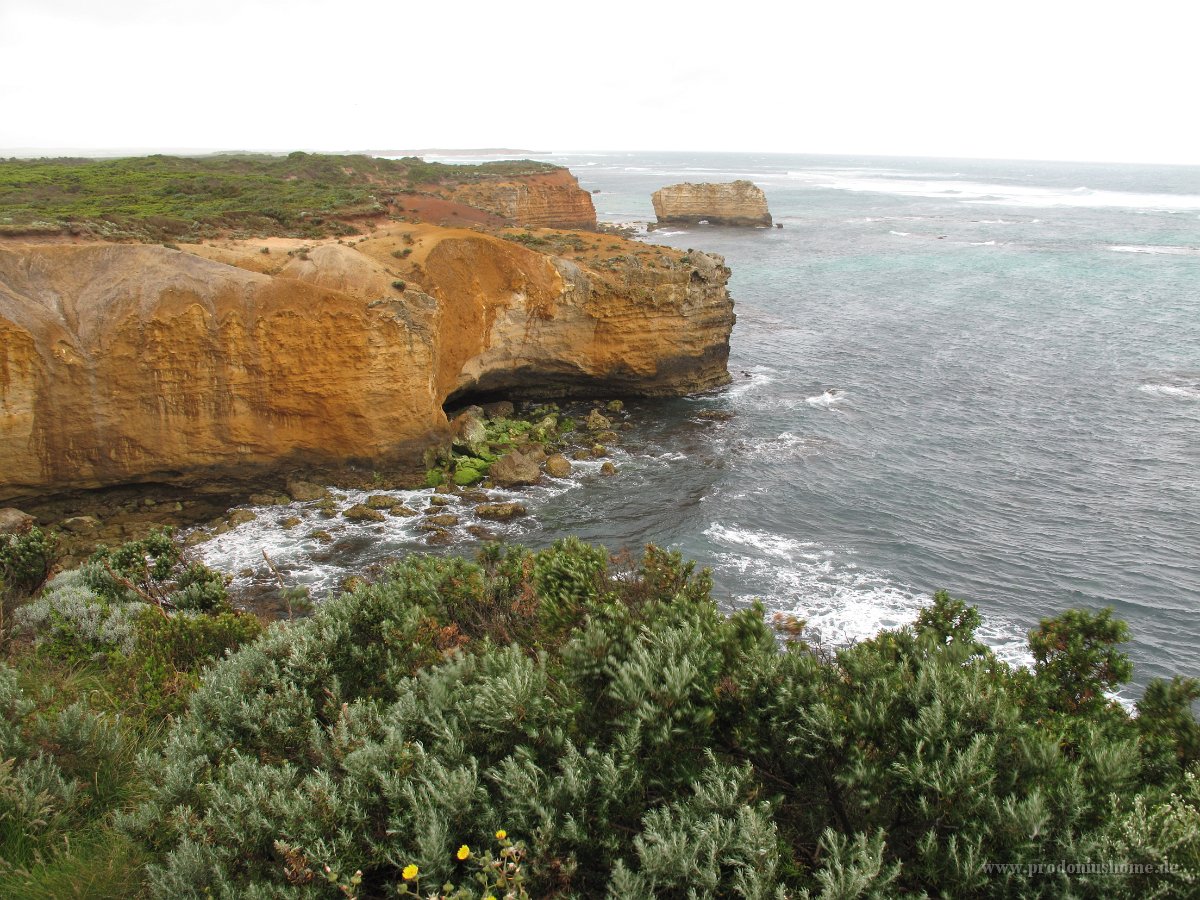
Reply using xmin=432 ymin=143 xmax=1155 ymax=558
xmin=450 ymin=170 xmax=597 ymax=230
xmin=652 ymin=180 xmax=772 ymax=226
xmin=0 ymin=222 xmax=733 ymax=501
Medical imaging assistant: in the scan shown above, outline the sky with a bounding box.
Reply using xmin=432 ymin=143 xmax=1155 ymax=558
xmin=1 ymin=0 xmax=1197 ymax=165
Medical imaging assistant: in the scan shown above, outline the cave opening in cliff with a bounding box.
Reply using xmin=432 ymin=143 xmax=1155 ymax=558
xmin=441 ymin=386 xmax=529 ymax=417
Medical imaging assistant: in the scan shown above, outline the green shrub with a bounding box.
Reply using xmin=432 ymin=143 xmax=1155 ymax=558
xmin=0 ymin=527 xmax=57 ymax=600
xmin=18 ymin=534 xmax=260 ymax=717
xmin=85 ymin=528 xmax=228 ymax=613
xmin=14 ymin=569 xmax=148 ymax=660
xmin=0 ymin=661 xmax=131 ymax=875
xmin=126 ymin=542 xmax=1200 ymax=898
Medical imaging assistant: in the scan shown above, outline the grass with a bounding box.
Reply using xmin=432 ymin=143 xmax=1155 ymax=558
xmin=0 ymin=152 xmax=559 ymax=242
xmin=0 ymin=646 xmax=155 ymax=897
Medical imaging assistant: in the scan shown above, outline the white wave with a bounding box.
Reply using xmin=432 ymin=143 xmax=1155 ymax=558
xmin=889 ymin=230 xmax=911 ymax=236
xmin=805 ymin=389 xmax=846 ymax=409
xmin=1140 ymin=382 xmax=1200 ymax=400
xmin=969 ymin=240 xmax=998 ymax=246
xmin=1109 ymin=245 xmax=1200 ymax=256
xmin=739 ymin=431 xmax=832 ymax=460
xmin=786 ymin=169 xmax=1200 ymax=210
xmin=192 ymin=471 xmax=597 ymax=597
xmin=704 ymin=523 xmax=1032 ymax=667
xmin=722 ymin=365 xmax=777 ymax=401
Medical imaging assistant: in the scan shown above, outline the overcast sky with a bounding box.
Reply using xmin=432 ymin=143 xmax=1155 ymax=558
xmin=1 ymin=0 xmax=1197 ymax=164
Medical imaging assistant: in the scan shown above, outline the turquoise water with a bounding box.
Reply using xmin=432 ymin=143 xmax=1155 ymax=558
xmin=204 ymin=152 xmax=1200 ymax=692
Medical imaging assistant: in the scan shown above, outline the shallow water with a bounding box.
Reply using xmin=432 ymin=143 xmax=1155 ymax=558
xmin=199 ymin=152 xmax=1200 ymax=693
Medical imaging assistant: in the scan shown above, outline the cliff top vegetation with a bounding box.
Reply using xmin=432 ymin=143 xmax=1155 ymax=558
xmin=0 ymin=152 xmax=559 ymax=242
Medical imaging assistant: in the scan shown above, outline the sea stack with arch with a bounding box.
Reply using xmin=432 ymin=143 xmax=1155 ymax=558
xmin=651 ymin=180 xmax=772 ymax=227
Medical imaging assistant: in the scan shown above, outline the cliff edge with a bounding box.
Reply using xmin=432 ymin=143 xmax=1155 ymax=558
xmin=0 ymin=226 xmax=732 ymax=501
xmin=652 ymin=180 xmax=772 ymax=226
xmin=446 ymin=170 xmax=597 ymax=230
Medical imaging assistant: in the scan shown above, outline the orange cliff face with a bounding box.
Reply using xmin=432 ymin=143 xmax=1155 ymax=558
xmin=0 ymin=226 xmax=732 ymax=501
xmin=446 ymin=170 xmax=598 ymax=230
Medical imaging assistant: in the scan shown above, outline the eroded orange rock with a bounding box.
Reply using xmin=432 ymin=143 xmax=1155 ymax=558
xmin=449 ymin=170 xmax=597 ymax=230
xmin=0 ymin=226 xmax=732 ymax=501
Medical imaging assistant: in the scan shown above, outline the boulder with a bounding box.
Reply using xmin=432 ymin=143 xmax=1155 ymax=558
xmin=281 ymin=516 xmax=302 ymax=529
xmin=287 ymin=479 xmax=330 ymax=502
xmin=0 ymin=508 xmax=34 ymax=535
xmin=365 ymin=494 xmax=398 ymax=510
xmin=389 ymin=505 xmax=418 ymax=517
xmin=183 ymin=529 xmax=211 ymax=548
xmin=474 ymin=502 xmax=528 ymax=521
xmin=545 ymin=454 xmax=573 ymax=478
xmin=482 ymin=400 xmax=515 ymax=419
xmin=343 ymin=504 xmax=385 ymax=523
xmin=600 ymin=462 xmax=618 ymax=476
xmin=424 ymin=513 xmax=460 ymax=528
xmin=60 ymin=515 xmax=101 ymax=534
xmin=450 ymin=408 xmax=488 ymax=453
xmin=490 ymin=449 xmax=542 ymax=487
xmin=249 ymin=492 xmax=290 ymax=506
xmin=227 ymin=509 xmax=258 ymax=526
xmin=585 ymin=409 xmax=611 ymax=431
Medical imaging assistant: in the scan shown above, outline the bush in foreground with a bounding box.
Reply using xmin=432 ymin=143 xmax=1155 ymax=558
xmin=127 ymin=541 xmax=1200 ymax=899
xmin=0 ymin=531 xmax=263 ymax=896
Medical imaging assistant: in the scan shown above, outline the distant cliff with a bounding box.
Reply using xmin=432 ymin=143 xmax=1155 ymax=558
xmin=0 ymin=225 xmax=731 ymax=500
xmin=652 ymin=180 xmax=772 ymax=226
xmin=448 ymin=170 xmax=597 ymax=230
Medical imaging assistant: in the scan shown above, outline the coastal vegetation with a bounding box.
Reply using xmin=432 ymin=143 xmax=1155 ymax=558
xmin=0 ymin=525 xmax=1197 ymax=897
xmin=0 ymin=152 xmax=557 ymax=242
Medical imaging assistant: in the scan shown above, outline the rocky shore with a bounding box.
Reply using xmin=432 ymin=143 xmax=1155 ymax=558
xmin=0 ymin=161 xmax=738 ymax=578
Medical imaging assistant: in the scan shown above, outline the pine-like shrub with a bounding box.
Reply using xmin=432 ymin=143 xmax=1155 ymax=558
xmin=0 ymin=661 xmax=129 ymax=874
xmin=0 ymin=526 xmax=57 ymax=602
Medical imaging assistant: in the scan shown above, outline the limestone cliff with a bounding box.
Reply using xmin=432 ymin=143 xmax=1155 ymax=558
xmin=0 ymin=226 xmax=732 ymax=501
xmin=652 ymin=180 xmax=772 ymax=226
xmin=448 ymin=170 xmax=597 ymax=230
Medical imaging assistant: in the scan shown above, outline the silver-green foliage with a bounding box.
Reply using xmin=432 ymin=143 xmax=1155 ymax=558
xmin=127 ymin=544 xmax=1200 ymax=899
xmin=14 ymin=569 xmax=147 ymax=658
xmin=0 ymin=661 xmax=124 ymax=871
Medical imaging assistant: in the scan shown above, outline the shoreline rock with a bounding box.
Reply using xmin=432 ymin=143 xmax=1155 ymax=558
xmin=0 ymin=217 xmax=733 ymax=503
xmin=651 ymin=180 xmax=772 ymax=227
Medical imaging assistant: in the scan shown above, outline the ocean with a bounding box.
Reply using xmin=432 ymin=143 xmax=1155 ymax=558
xmin=199 ymin=151 xmax=1200 ymax=694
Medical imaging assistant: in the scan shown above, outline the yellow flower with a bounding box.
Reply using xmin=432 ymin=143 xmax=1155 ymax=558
xmin=456 ymin=844 xmax=470 ymax=861
xmin=402 ymin=864 xmax=418 ymax=880
xmin=495 ymin=829 xmax=507 ymax=840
